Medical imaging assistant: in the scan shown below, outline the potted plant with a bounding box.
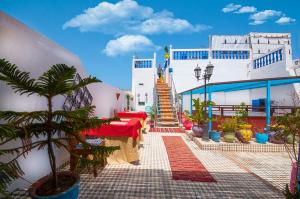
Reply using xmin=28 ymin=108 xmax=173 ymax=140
xmin=191 ymin=98 xmax=205 ymax=137
xmin=149 ymin=106 xmax=155 ymax=128
xmin=273 ymin=109 xmax=300 ymax=195
xmin=221 ymin=117 xmax=237 ymax=143
xmin=0 ymin=59 xmax=119 ymax=199
xmin=125 ymin=94 xmax=130 ymax=111
xmin=182 ymin=110 xmax=192 ymax=130
xmin=209 ymin=130 xmax=221 ymax=142
xmin=235 ymin=102 xmax=252 ymax=142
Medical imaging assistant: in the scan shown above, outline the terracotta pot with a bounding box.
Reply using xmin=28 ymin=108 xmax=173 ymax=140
xmin=192 ymin=124 xmax=203 ymax=137
xmin=29 ymin=171 xmax=80 ymax=199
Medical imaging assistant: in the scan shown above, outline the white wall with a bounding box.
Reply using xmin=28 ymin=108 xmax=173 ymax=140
xmin=0 ymin=12 xmax=129 ymax=191
xmin=132 ymin=56 xmax=156 ymax=111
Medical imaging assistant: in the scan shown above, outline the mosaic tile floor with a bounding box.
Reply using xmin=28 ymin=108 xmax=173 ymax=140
xmin=79 ymin=133 xmax=286 ymax=198
xmin=9 ymin=132 xmax=290 ymax=198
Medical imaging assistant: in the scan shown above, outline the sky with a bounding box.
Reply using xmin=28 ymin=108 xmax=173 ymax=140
xmin=1 ymin=0 xmax=299 ymax=90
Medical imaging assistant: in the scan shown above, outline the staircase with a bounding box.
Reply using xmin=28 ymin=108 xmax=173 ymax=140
xmin=155 ymin=78 xmax=178 ymax=127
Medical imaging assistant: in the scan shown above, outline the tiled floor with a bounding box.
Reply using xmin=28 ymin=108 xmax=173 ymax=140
xmin=10 ymin=132 xmax=290 ymax=198
xmin=79 ymin=133 xmax=287 ymax=198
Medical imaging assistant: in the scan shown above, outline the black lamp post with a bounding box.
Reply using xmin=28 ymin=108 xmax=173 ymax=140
xmin=194 ymin=63 xmax=214 ymax=141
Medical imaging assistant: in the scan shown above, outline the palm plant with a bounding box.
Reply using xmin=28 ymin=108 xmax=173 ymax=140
xmin=0 ymin=59 xmax=118 ymax=196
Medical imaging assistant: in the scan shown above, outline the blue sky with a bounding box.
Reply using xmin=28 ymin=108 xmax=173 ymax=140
xmin=1 ymin=0 xmax=299 ymax=90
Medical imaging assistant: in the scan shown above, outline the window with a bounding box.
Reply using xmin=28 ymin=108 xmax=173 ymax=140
xmin=257 ymin=39 xmax=260 ymax=44
xmin=258 ymin=49 xmax=260 ymax=54
xmin=288 ymin=40 xmax=290 ymax=45
xmin=173 ymin=51 xmax=209 ymax=60
xmin=278 ymin=40 xmax=280 ymax=44
xmin=268 ymin=39 xmax=270 ymax=44
xmin=245 ymin=39 xmax=248 ymax=44
xmin=224 ymin=39 xmax=227 ymax=44
xmin=234 ymin=39 xmax=237 ymax=44
xmin=212 ymin=50 xmax=249 ymax=59
xmin=289 ymin=49 xmax=291 ymax=55
xmin=279 ymin=49 xmax=283 ymax=60
xmin=134 ymin=60 xmax=152 ymax=68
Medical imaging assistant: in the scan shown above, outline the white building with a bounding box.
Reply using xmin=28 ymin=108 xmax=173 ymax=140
xmin=131 ymin=53 xmax=157 ymax=111
xmin=131 ymin=32 xmax=299 ymax=112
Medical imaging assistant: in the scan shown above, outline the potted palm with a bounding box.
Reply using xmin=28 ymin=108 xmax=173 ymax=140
xmin=0 ymin=59 xmax=119 ymax=198
xmin=221 ymin=117 xmax=237 ymax=143
xmin=191 ymin=99 xmax=214 ymax=138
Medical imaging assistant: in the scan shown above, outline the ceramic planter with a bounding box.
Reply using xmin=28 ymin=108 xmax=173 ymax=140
xmin=268 ymin=131 xmax=284 ymax=144
xmin=286 ymin=134 xmax=294 ymax=144
xmin=224 ymin=132 xmax=235 ymax=143
xmin=255 ymin=132 xmax=268 ymax=144
xmin=192 ymin=124 xmax=204 ymax=137
xmin=29 ymin=171 xmax=80 ymax=199
xmin=209 ymin=131 xmax=221 ymax=142
xmin=236 ymin=131 xmax=248 ymax=143
xmin=239 ymin=124 xmax=253 ymax=142
xmin=150 ymin=121 xmax=154 ymax=128
xmin=183 ymin=120 xmax=192 ymax=130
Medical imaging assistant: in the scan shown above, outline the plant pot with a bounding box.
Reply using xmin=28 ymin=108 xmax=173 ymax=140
xmin=183 ymin=121 xmax=192 ymax=130
xmin=268 ymin=131 xmax=284 ymax=144
xmin=255 ymin=132 xmax=268 ymax=144
xmin=239 ymin=124 xmax=253 ymax=142
xmin=29 ymin=171 xmax=80 ymax=199
xmin=236 ymin=131 xmax=248 ymax=143
xmin=192 ymin=124 xmax=204 ymax=137
xmin=209 ymin=131 xmax=221 ymax=142
xmin=286 ymin=134 xmax=294 ymax=144
xmin=224 ymin=132 xmax=235 ymax=143
xmin=150 ymin=121 xmax=154 ymax=128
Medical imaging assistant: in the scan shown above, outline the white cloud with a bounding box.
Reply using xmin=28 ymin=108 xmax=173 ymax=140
xmin=235 ymin=6 xmax=257 ymax=14
xmin=249 ymin=10 xmax=281 ymax=25
xmin=276 ymin=17 xmax=296 ymax=25
xmin=63 ymin=0 xmax=210 ymax=35
xmin=103 ymin=35 xmax=160 ymax=57
xmin=222 ymin=3 xmax=241 ymax=13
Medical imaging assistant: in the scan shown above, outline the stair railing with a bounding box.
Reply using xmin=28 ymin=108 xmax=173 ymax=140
xmin=170 ymin=75 xmax=180 ymax=123
xmin=153 ymin=74 xmax=159 ymax=126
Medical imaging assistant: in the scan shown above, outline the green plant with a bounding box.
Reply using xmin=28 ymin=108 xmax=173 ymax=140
xmin=234 ymin=102 xmax=248 ymax=125
xmin=0 ymin=59 xmax=119 ymax=196
xmin=150 ymin=106 xmax=155 ymax=121
xmin=191 ymin=98 xmax=214 ymax=125
xmin=126 ymin=94 xmax=130 ymax=110
xmin=221 ymin=117 xmax=238 ymax=133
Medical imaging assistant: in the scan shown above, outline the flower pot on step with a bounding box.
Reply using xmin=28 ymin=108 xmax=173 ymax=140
xmin=239 ymin=124 xmax=253 ymax=142
xmin=192 ymin=124 xmax=204 ymax=137
xmin=255 ymin=132 xmax=268 ymax=144
xmin=209 ymin=131 xmax=221 ymax=142
xmin=224 ymin=132 xmax=235 ymax=143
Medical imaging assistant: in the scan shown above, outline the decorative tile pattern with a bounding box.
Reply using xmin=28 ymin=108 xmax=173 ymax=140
xmin=8 ymin=132 xmax=288 ymax=198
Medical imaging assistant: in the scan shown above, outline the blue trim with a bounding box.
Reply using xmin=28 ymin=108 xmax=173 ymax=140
xmin=190 ymin=91 xmax=193 ymax=114
xmin=208 ymin=91 xmax=212 ymax=132
xmin=266 ymin=80 xmax=271 ymax=130
xmin=182 ymin=77 xmax=300 ymax=96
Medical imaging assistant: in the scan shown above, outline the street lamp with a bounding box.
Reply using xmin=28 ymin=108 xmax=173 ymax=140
xmin=194 ymin=63 xmax=214 ymax=141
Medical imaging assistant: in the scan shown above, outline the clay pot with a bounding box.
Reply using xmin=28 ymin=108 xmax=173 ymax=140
xmin=192 ymin=124 xmax=204 ymax=137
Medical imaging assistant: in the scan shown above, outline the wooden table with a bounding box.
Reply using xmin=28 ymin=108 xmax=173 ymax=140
xmin=70 ymin=142 xmax=105 ymax=177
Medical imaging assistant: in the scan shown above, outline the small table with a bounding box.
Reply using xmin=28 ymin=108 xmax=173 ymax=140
xmin=117 ymin=111 xmax=148 ymax=130
xmin=83 ymin=119 xmax=142 ymax=164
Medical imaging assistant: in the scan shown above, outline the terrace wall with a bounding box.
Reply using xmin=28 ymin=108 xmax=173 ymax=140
xmin=0 ymin=12 xmax=131 ymax=191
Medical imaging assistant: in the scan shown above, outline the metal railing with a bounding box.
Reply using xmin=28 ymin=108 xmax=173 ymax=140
xmin=170 ymin=75 xmax=180 ymax=123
